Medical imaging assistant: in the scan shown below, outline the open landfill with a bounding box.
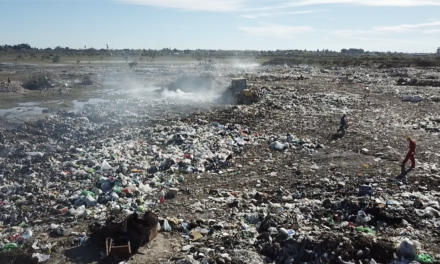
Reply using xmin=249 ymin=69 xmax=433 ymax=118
xmin=1 ymin=61 xmax=440 ymax=264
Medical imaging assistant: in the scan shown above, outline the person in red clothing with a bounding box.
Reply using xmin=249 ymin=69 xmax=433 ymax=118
xmin=402 ymin=136 xmax=416 ymax=169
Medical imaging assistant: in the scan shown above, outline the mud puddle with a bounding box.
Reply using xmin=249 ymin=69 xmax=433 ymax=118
xmin=0 ymin=98 xmax=109 ymax=120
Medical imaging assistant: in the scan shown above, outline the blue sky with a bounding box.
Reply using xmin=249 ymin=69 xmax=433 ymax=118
xmin=1 ymin=0 xmax=439 ymax=52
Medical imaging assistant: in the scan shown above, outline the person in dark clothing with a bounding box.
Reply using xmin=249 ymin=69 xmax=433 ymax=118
xmin=337 ymin=114 xmax=347 ymax=134
xmin=402 ymin=136 xmax=416 ymax=169
xmin=7 ymin=78 xmax=11 ymax=83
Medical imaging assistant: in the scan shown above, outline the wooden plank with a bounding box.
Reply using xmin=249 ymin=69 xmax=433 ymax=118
xmin=128 ymin=240 xmax=131 ymax=254
xmin=105 ymin=238 xmax=110 ymax=256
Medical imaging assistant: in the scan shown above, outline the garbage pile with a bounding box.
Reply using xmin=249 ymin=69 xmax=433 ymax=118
xmin=22 ymin=75 xmax=55 ymax=90
xmin=90 ymin=211 xmax=159 ymax=257
xmin=0 ymin=64 xmax=440 ymax=263
xmin=0 ymin=81 xmax=25 ymax=93
xmin=0 ymin=96 xmax=262 ymax=260
xmin=80 ymin=75 xmax=95 ymax=86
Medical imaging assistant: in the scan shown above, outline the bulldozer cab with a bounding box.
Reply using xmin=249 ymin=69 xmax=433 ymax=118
xmin=220 ymin=78 xmax=258 ymax=104
xmin=230 ymin=78 xmax=247 ymax=92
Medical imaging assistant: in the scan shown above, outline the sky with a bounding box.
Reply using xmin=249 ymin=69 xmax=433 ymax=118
xmin=0 ymin=0 xmax=440 ymax=53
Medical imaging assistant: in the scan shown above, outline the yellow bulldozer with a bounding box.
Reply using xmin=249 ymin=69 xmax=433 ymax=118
xmin=221 ymin=78 xmax=259 ymax=104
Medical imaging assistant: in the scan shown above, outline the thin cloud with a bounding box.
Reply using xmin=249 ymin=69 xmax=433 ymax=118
xmin=114 ymin=0 xmax=440 ymax=12
xmin=239 ymin=24 xmax=313 ymax=38
xmin=116 ymin=0 xmax=244 ymax=12
xmin=330 ymin=29 xmax=372 ymax=37
xmin=287 ymin=0 xmax=440 ymax=7
xmin=423 ymin=29 xmax=440 ymax=34
xmin=331 ymin=21 xmax=440 ymax=37
xmin=241 ymin=9 xmax=322 ymax=19
xmin=374 ymin=21 xmax=440 ymax=32
xmin=242 ymin=14 xmax=257 ymax=19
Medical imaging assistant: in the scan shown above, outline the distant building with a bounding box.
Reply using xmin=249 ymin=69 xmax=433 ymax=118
xmin=437 ymin=47 xmax=440 ymax=54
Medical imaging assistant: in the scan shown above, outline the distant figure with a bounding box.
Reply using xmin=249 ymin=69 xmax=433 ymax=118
xmin=157 ymin=188 xmax=165 ymax=204
xmin=300 ymin=74 xmax=304 ymax=80
xmin=337 ymin=114 xmax=347 ymax=135
xmin=7 ymin=78 xmax=11 ymax=83
xmin=402 ymin=136 xmax=416 ymax=169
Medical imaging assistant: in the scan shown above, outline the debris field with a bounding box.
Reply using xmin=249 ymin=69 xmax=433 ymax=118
xmin=0 ymin=63 xmax=440 ymax=264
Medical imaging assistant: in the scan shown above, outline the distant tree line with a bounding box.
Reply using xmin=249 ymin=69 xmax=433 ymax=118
xmin=0 ymin=43 xmax=439 ymax=67
xmin=1 ymin=43 xmax=439 ymax=57
xmin=0 ymin=43 xmax=34 ymax=51
xmin=341 ymin=48 xmax=364 ymax=54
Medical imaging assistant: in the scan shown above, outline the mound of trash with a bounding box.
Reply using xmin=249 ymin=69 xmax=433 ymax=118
xmin=1 ymin=63 xmax=440 ymax=264
xmin=80 ymin=74 xmax=98 ymax=85
xmin=23 ymin=75 xmax=54 ymax=90
xmin=0 ymin=81 xmax=25 ymax=93
xmin=262 ymin=59 xmax=294 ymax=67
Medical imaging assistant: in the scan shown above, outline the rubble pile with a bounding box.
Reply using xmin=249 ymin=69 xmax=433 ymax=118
xmin=22 ymin=75 xmax=55 ymax=90
xmin=0 ymin=64 xmax=440 ymax=264
xmin=0 ymin=81 xmax=25 ymax=93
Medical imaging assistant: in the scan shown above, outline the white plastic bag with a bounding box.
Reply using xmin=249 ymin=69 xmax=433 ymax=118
xmin=100 ymin=160 xmax=112 ymax=172
xmin=82 ymin=194 xmax=97 ymax=207
xmin=270 ymin=141 xmax=285 ymax=151
xmin=138 ymin=181 xmax=153 ymax=193
xmin=355 ymin=210 xmax=371 ymax=225
xmin=162 ymin=219 xmax=172 ymax=231
xmin=32 ymin=253 xmax=50 ymax=262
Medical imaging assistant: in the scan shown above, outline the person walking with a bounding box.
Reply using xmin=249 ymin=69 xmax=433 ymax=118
xmin=402 ymin=136 xmax=416 ymax=169
xmin=337 ymin=114 xmax=347 ymax=135
xmin=157 ymin=188 xmax=165 ymax=204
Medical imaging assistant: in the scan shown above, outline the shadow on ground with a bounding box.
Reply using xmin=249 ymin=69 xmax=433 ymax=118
xmin=396 ymin=167 xmax=414 ymax=181
xmin=331 ymin=133 xmax=345 ymax=140
xmin=63 ymin=244 xmax=103 ymax=264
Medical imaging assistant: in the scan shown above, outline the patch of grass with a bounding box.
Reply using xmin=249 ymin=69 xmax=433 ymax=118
xmin=39 ymin=100 xmax=73 ymax=108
